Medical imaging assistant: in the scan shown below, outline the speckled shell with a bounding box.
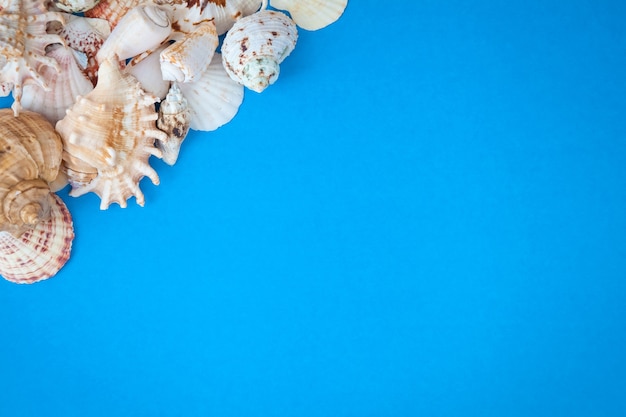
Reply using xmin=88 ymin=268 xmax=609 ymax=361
xmin=166 ymin=0 xmax=263 ymax=36
xmin=96 ymin=4 xmax=172 ymax=64
xmin=84 ymin=0 xmax=140 ymax=29
xmin=270 ymin=0 xmax=347 ymax=31
xmin=53 ymin=0 xmax=101 ymax=13
xmin=221 ymin=9 xmax=297 ymax=92
xmin=160 ymin=20 xmax=218 ymax=83
xmin=179 ymin=52 xmax=243 ymax=131
xmin=156 ymin=83 xmax=191 ymax=165
xmin=21 ymin=44 xmax=95 ymax=124
xmin=0 ymin=0 xmax=65 ymax=115
xmin=56 ymin=58 xmax=166 ymax=209
xmin=0 ymin=109 xmax=73 ymax=284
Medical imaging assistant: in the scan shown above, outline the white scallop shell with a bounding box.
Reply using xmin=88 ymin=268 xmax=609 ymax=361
xmin=221 ymin=9 xmax=297 ymax=93
xmin=160 ymin=20 xmax=218 ymax=83
xmin=96 ymin=4 xmax=172 ymax=64
xmin=21 ymin=44 xmax=95 ymax=124
xmin=56 ymin=58 xmax=166 ymax=209
xmin=179 ymin=52 xmax=244 ymax=131
xmin=270 ymin=0 xmax=347 ymax=31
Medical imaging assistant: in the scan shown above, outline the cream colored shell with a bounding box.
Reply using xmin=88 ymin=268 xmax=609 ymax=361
xmin=270 ymin=0 xmax=348 ymax=31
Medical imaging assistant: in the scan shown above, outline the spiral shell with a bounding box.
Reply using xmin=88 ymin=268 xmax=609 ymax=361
xmin=156 ymin=83 xmax=191 ymax=165
xmin=0 ymin=109 xmax=74 ymax=284
xmin=221 ymin=9 xmax=297 ymax=93
xmin=56 ymin=58 xmax=166 ymax=209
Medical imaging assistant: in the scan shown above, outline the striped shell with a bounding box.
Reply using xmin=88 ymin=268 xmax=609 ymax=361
xmin=0 ymin=109 xmax=74 ymax=284
xmin=270 ymin=0 xmax=348 ymax=31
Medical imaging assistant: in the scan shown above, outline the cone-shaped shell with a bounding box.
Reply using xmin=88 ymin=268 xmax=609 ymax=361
xmin=156 ymin=83 xmax=191 ymax=165
xmin=179 ymin=53 xmax=244 ymax=131
xmin=221 ymin=9 xmax=297 ymax=93
xmin=0 ymin=194 xmax=74 ymax=284
xmin=56 ymin=58 xmax=166 ymax=209
xmin=270 ymin=0 xmax=347 ymax=31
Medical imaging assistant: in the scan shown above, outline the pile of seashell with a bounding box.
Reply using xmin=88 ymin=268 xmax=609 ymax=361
xmin=0 ymin=0 xmax=348 ymax=283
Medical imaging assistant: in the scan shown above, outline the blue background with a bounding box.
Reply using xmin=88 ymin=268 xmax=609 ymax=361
xmin=1 ymin=1 xmax=626 ymax=415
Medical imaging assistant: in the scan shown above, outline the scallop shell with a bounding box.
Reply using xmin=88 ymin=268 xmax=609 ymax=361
xmin=221 ymin=9 xmax=297 ymax=93
xmin=0 ymin=0 xmax=65 ymax=115
xmin=179 ymin=52 xmax=244 ymax=131
xmin=96 ymin=3 xmax=172 ymax=64
xmin=0 ymin=109 xmax=73 ymax=284
xmin=270 ymin=0 xmax=347 ymax=31
xmin=53 ymin=0 xmax=101 ymax=13
xmin=56 ymin=58 xmax=166 ymax=209
xmin=160 ymin=20 xmax=218 ymax=83
xmin=156 ymin=83 xmax=191 ymax=165
xmin=21 ymin=44 xmax=95 ymax=124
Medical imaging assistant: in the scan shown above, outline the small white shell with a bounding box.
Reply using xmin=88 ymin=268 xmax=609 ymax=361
xmin=96 ymin=4 xmax=172 ymax=63
xmin=160 ymin=21 xmax=218 ymax=83
xmin=179 ymin=53 xmax=244 ymax=131
xmin=221 ymin=9 xmax=297 ymax=93
xmin=156 ymin=83 xmax=191 ymax=165
xmin=270 ymin=0 xmax=348 ymax=31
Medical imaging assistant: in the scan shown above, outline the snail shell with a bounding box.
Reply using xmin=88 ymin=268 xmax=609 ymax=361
xmin=156 ymin=83 xmax=191 ymax=165
xmin=0 ymin=109 xmax=74 ymax=284
xmin=221 ymin=9 xmax=298 ymax=93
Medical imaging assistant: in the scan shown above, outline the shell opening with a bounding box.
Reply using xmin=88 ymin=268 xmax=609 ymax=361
xmin=243 ymin=57 xmax=280 ymax=93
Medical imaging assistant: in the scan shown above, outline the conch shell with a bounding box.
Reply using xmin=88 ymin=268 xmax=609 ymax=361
xmin=0 ymin=109 xmax=74 ymax=284
xmin=56 ymin=58 xmax=166 ymax=209
xmin=221 ymin=9 xmax=297 ymax=93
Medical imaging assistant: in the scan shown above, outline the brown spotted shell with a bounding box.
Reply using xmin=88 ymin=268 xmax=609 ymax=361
xmin=0 ymin=109 xmax=74 ymax=284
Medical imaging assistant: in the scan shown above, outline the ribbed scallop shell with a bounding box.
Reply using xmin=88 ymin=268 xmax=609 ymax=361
xmin=21 ymin=44 xmax=95 ymax=124
xmin=179 ymin=52 xmax=244 ymax=131
xmin=0 ymin=109 xmax=73 ymax=284
xmin=0 ymin=194 xmax=74 ymax=284
xmin=221 ymin=9 xmax=297 ymax=93
xmin=156 ymin=83 xmax=191 ymax=165
xmin=56 ymin=58 xmax=166 ymax=209
xmin=270 ymin=0 xmax=347 ymax=31
xmin=0 ymin=0 xmax=65 ymax=115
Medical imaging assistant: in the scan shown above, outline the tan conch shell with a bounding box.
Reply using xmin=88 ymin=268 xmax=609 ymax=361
xmin=0 ymin=109 xmax=74 ymax=284
xmin=56 ymin=58 xmax=166 ymax=209
xmin=179 ymin=52 xmax=244 ymax=131
xmin=0 ymin=0 xmax=65 ymax=115
xmin=160 ymin=20 xmax=218 ymax=83
xmin=96 ymin=3 xmax=172 ymax=64
xmin=270 ymin=0 xmax=347 ymax=31
xmin=221 ymin=9 xmax=297 ymax=93
xmin=21 ymin=43 xmax=95 ymax=124
xmin=156 ymin=83 xmax=191 ymax=165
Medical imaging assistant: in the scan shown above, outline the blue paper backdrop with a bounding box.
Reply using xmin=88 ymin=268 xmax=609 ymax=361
xmin=1 ymin=1 xmax=625 ymax=416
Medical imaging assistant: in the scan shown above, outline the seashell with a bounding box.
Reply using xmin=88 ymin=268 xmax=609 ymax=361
xmin=156 ymin=83 xmax=191 ymax=165
xmin=0 ymin=109 xmax=73 ymax=284
xmin=96 ymin=4 xmax=172 ymax=64
xmin=126 ymin=44 xmax=171 ymax=99
xmin=270 ymin=0 xmax=347 ymax=31
xmin=53 ymin=0 xmax=101 ymax=13
xmin=56 ymin=58 xmax=167 ymax=209
xmin=179 ymin=52 xmax=244 ymax=131
xmin=0 ymin=0 xmax=65 ymax=115
xmin=21 ymin=44 xmax=95 ymax=125
xmin=58 ymin=14 xmax=111 ymax=85
xmin=85 ymin=0 xmax=141 ymax=29
xmin=160 ymin=20 xmax=218 ymax=83
xmin=165 ymin=0 xmax=263 ymax=36
xmin=221 ymin=9 xmax=297 ymax=93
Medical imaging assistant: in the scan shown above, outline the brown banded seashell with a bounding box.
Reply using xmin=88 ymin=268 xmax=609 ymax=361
xmin=0 ymin=0 xmax=65 ymax=115
xmin=0 ymin=109 xmax=74 ymax=284
xmin=21 ymin=43 xmax=95 ymax=124
xmin=178 ymin=52 xmax=244 ymax=131
xmin=270 ymin=0 xmax=347 ymax=31
xmin=156 ymin=83 xmax=191 ymax=165
xmin=96 ymin=4 xmax=173 ymax=64
xmin=56 ymin=58 xmax=166 ymax=209
xmin=160 ymin=20 xmax=218 ymax=83
xmin=221 ymin=9 xmax=297 ymax=93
